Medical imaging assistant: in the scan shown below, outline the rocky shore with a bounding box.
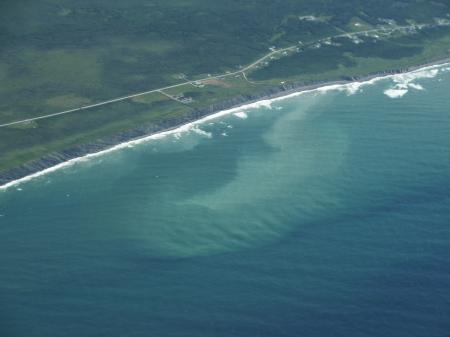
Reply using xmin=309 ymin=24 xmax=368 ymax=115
xmin=1 ymin=60 xmax=449 ymax=188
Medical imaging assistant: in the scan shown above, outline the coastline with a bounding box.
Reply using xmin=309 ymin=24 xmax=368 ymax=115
xmin=1 ymin=58 xmax=450 ymax=190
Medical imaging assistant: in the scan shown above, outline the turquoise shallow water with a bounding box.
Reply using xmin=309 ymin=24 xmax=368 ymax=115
xmin=1 ymin=66 xmax=450 ymax=336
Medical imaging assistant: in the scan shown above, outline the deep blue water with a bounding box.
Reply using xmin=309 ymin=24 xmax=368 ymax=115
xmin=1 ymin=66 xmax=450 ymax=337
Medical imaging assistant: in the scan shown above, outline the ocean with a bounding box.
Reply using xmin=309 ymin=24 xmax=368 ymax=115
xmin=1 ymin=65 xmax=450 ymax=337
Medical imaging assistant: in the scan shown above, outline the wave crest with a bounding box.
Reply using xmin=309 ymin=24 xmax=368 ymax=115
xmin=2 ymin=62 xmax=449 ymax=190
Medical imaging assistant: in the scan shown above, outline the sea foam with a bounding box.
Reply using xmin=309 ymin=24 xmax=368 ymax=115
xmin=234 ymin=112 xmax=248 ymax=119
xmin=1 ymin=62 xmax=449 ymax=191
xmin=384 ymin=88 xmax=409 ymax=98
xmin=191 ymin=126 xmax=212 ymax=138
xmin=383 ymin=68 xmax=439 ymax=98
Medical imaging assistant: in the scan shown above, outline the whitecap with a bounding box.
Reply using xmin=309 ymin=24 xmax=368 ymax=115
xmin=408 ymin=83 xmax=424 ymax=91
xmin=2 ymin=62 xmax=449 ymax=191
xmin=316 ymin=84 xmax=345 ymax=94
xmin=191 ymin=126 xmax=212 ymax=138
xmin=251 ymin=100 xmax=273 ymax=109
xmin=316 ymin=80 xmax=377 ymax=96
xmin=343 ymin=82 xmax=364 ymax=95
xmin=383 ymin=68 xmax=439 ymax=98
xmin=391 ymin=69 xmax=439 ymax=89
xmin=384 ymin=88 xmax=409 ymax=98
xmin=234 ymin=111 xmax=248 ymax=119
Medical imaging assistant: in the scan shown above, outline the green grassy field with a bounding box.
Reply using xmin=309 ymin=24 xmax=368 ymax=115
xmin=1 ymin=0 xmax=450 ymax=174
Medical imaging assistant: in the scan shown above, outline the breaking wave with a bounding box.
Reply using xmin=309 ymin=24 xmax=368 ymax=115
xmin=2 ymin=62 xmax=449 ymax=191
xmin=383 ymin=68 xmax=440 ymax=98
xmin=234 ymin=112 xmax=248 ymax=119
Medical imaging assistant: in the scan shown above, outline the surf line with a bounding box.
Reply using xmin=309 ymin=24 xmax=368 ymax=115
xmin=1 ymin=61 xmax=449 ymax=191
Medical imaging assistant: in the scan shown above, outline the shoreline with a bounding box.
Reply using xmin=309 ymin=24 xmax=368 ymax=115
xmin=1 ymin=59 xmax=450 ymax=190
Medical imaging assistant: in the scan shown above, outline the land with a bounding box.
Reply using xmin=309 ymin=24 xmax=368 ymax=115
xmin=2 ymin=0 xmax=450 ymax=185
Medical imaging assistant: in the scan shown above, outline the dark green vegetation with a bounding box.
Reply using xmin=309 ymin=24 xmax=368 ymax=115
xmin=1 ymin=0 xmax=450 ymax=174
xmin=250 ymin=26 xmax=450 ymax=82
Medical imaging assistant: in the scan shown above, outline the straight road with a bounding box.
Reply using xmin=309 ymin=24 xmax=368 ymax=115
xmin=0 ymin=23 xmax=435 ymax=128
